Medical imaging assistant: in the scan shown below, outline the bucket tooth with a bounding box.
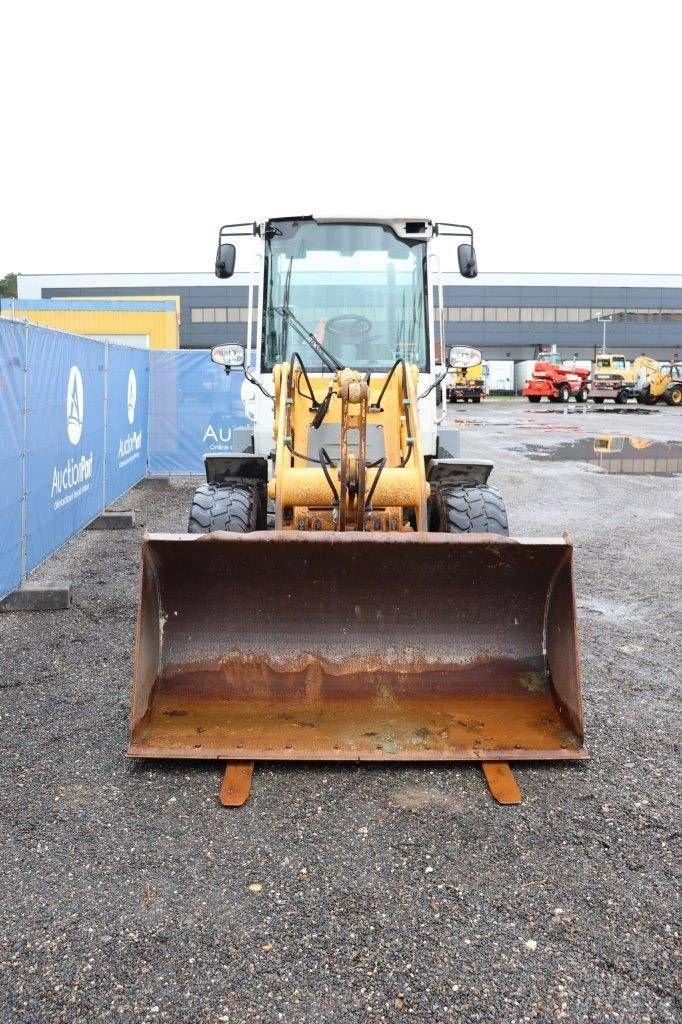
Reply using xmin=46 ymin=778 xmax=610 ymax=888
xmin=482 ymin=761 xmax=521 ymax=805
xmin=219 ymin=761 xmax=254 ymax=807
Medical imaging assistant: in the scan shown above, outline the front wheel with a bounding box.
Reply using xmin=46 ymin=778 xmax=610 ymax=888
xmin=666 ymin=384 xmax=682 ymax=406
xmin=188 ymin=483 xmax=259 ymax=534
xmin=527 ymin=395 xmax=541 ymax=403
xmin=559 ymin=384 xmax=570 ymax=403
xmin=576 ymin=387 xmax=588 ymax=403
xmin=591 ymin=397 xmax=604 ymax=404
xmin=429 ymin=484 xmax=509 ymax=536
xmin=615 ymin=390 xmax=628 ymax=405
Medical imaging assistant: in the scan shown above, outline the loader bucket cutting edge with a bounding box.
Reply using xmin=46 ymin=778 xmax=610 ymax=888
xmin=128 ymin=532 xmax=585 ymax=762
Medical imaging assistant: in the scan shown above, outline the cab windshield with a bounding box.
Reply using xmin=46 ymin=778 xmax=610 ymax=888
xmin=262 ymin=219 xmax=428 ymax=372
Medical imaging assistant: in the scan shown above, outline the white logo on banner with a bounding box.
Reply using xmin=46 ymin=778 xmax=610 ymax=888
xmin=127 ymin=368 xmax=137 ymax=425
xmin=66 ymin=365 xmax=84 ymax=445
xmin=203 ymin=424 xmax=232 ymax=450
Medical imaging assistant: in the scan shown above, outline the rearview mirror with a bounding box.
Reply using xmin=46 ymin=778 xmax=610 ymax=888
xmin=211 ymin=344 xmax=245 ymax=370
xmin=457 ymin=243 xmax=478 ymax=279
xmin=215 ymin=242 xmax=236 ymax=279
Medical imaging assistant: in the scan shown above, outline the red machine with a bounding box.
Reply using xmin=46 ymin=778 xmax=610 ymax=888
xmin=523 ymin=359 xmax=590 ymax=404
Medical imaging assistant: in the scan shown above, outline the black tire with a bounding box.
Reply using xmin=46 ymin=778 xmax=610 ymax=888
xmin=527 ymin=395 xmax=541 ymax=403
xmin=429 ymin=484 xmax=509 ymax=536
xmin=472 ymin=396 xmax=481 ymax=404
xmin=665 ymin=384 xmax=682 ymax=406
xmin=591 ymin=397 xmax=604 ymax=404
xmin=575 ymin=387 xmax=588 ymax=403
xmin=188 ymin=483 xmax=259 ymax=534
xmin=615 ymin=390 xmax=628 ymax=405
xmin=558 ymin=384 xmax=570 ymax=403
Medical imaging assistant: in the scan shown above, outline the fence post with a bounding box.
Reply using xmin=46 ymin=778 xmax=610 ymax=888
xmin=146 ymin=349 xmax=152 ymax=476
xmin=20 ymin=321 xmax=29 ymax=584
xmin=102 ymin=340 xmax=109 ymax=507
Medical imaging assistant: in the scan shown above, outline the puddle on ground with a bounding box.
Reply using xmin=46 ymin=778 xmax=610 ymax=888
xmin=523 ymin=436 xmax=682 ymax=476
xmin=593 ymin=407 xmax=658 ymax=415
xmin=532 ymin=406 xmax=658 ymax=416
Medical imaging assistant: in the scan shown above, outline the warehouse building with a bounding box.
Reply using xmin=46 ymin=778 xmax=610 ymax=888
xmin=17 ymin=271 xmax=682 ymax=363
xmin=1 ymin=296 xmax=180 ymax=348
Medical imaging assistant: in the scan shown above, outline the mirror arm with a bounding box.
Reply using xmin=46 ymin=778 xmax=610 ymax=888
xmin=434 ymin=222 xmax=475 ymax=247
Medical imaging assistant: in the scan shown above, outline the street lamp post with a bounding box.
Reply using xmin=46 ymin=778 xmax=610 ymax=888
xmin=597 ymin=314 xmax=612 ymax=355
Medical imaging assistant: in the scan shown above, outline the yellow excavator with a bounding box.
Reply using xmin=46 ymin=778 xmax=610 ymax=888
xmin=128 ymin=217 xmax=585 ymax=807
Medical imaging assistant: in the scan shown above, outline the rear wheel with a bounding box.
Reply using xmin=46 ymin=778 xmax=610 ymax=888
xmin=666 ymin=384 xmax=682 ymax=406
xmin=188 ymin=483 xmax=259 ymax=534
xmin=429 ymin=484 xmax=509 ymax=536
xmin=576 ymin=387 xmax=588 ymax=403
xmin=615 ymin=389 xmax=628 ymax=405
xmin=527 ymin=395 xmax=541 ymax=403
xmin=558 ymin=384 xmax=570 ymax=403
xmin=592 ymin=397 xmax=604 ymax=404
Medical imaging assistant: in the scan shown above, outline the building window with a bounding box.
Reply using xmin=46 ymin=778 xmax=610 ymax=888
xmin=191 ymin=307 xmax=240 ymax=324
xmin=507 ymin=307 xmax=519 ymax=321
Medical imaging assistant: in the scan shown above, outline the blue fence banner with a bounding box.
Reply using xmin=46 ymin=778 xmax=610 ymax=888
xmin=148 ymin=350 xmax=249 ymax=474
xmin=105 ymin=344 xmax=149 ymax=505
xmin=0 ymin=320 xmax=25 ymax=598
xmin=25 ymin=328 xmax=106 ymax=573
xmin=0 ymin=324 xmax=252 ymax=601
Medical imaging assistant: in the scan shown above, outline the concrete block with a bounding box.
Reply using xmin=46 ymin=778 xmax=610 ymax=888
xmin=0 ymin=581 xmax=72 ymax=612
xmin=88 ymin=510 xmax=135 ymax=530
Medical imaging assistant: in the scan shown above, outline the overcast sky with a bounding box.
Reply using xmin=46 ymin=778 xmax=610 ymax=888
xmin=2 ymin=1 xmax=679 ymax=276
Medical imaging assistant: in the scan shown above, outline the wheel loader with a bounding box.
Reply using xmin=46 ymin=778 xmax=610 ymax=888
xmin=128 ymin=217 xmax=585 ymax=807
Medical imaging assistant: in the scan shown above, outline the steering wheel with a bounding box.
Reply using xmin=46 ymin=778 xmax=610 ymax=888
xmin=325 ymin=314 xmax=373 ymax=341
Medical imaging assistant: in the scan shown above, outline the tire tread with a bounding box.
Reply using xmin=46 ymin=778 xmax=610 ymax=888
xmin=188 ymin=483 xmax=258 ymax=534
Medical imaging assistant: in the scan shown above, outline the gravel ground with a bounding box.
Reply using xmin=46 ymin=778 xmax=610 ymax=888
xmin=0 ymin=399 xmax=679 ymax=1023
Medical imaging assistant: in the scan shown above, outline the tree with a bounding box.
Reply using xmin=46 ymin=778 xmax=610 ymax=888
xmin=0 ymin=273 xmax=18 ymax=298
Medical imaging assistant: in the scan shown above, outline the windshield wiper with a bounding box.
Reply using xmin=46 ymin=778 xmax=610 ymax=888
xmin=281 ymin=258 xmax=293 ymax=353
xmin=273 ymin=304 xmax=345 ymax=373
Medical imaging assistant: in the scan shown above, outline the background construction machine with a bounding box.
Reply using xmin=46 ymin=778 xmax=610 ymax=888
xmin=588 ymin=353 xmax=659 ymax=404
xmin=129 ymin=217 xmax=585 ymax=807
xmin=622 ymin=361 xmax=682 ymax=406
xmin=446 ymin=346 xmax=485 ymax=403
xmin=522 ymin=356 xmax=590 ymax=403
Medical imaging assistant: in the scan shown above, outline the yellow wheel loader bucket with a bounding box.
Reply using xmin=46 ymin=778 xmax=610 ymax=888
xmin=128 ymin=531 xmax=585 ymax=763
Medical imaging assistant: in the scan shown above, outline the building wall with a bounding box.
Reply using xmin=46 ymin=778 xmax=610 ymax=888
xmin=18 ymin=272 xmax=682 ymax=361
xmin=1 ymin=298 xmax=179 ymax=349
xmin=440 ymin=277 xmax=682 ymax=362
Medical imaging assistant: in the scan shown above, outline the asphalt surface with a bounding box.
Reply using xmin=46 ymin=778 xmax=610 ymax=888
xmin=0 ymin=399 xmax=679 ymax=1023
